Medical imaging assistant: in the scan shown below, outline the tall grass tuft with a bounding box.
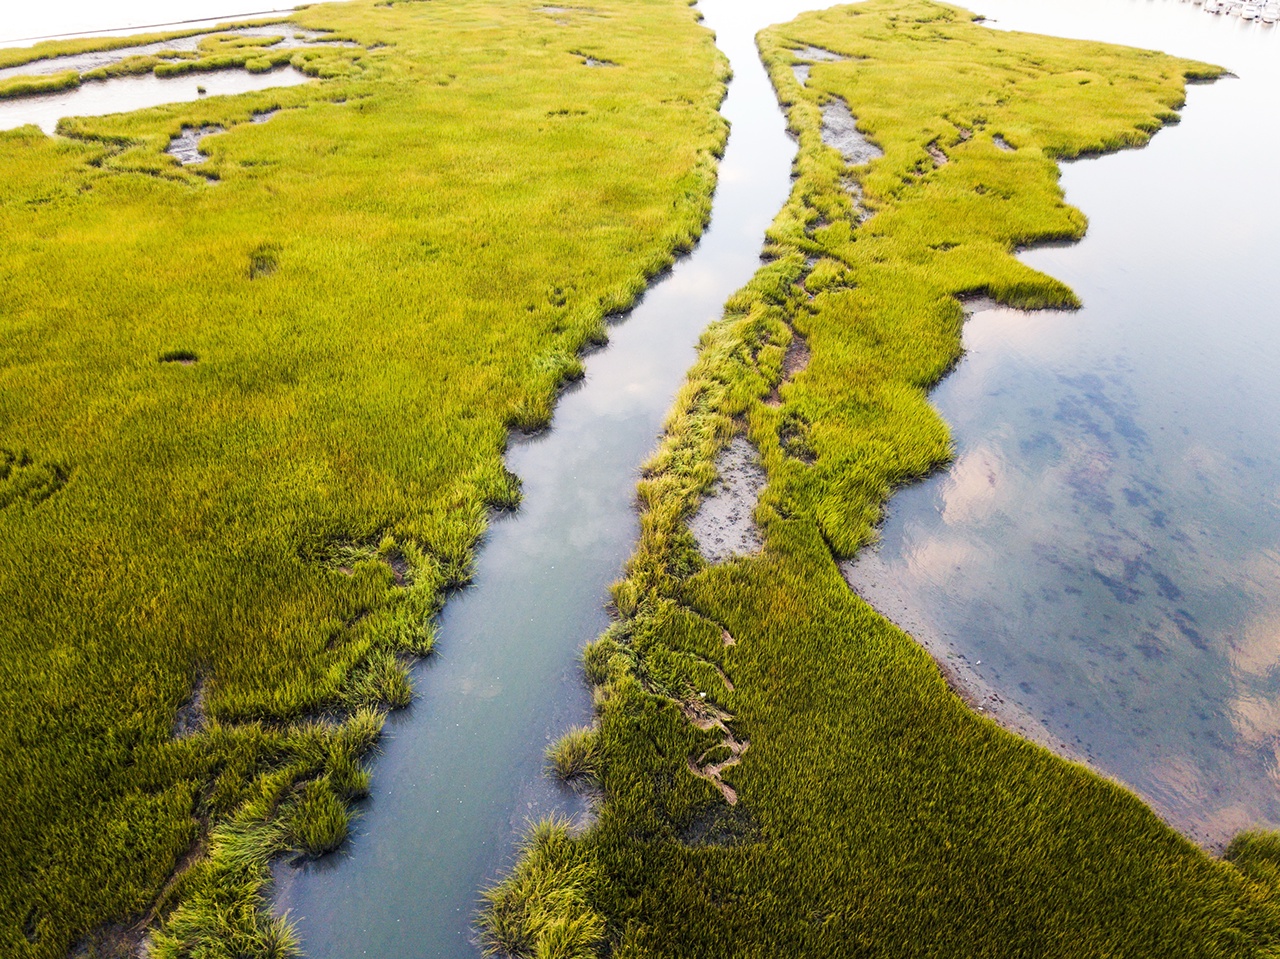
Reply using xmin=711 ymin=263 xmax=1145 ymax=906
xmin=478 ymin=818 xmax=603 ymax=959
xmin=285 ymin=779 xmax=350 ymax=857
xmin=546 ymin=727 xmax=601 ymax=784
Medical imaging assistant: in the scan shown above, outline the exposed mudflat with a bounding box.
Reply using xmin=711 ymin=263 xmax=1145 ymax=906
xmin=166 ymin=124 xmax=222 ymax=164
xmin=688 ymin=436 xmax=766 ymax=563
xmin=789 ymin=43 xmax=846 ymax=86
xmin=821 ymin=98 xmax=883 ymax=166
xmin=791 ymin=44 xmax=846 ymax=62
xmin=166 ymin=107 xmax=279 ymax=165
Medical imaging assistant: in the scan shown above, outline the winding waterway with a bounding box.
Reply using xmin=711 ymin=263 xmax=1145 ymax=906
xmin=848 ymin=0 xmax=1280 ymax=848
xmin=6 ymin=0 xmax=1277 ymax=951
xmin=271 ymin=2 xmax=837 ymax=956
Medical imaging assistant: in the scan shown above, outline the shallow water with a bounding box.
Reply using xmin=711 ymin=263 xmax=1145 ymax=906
xmin=0 ymin=66 xmax=312 ymax=135
xmin=270 ymin=2 xmax=836 ymax=957
xmin=0 ymin=26 xmax=348 ymax=83
xmin=846 ymin=0 xmax=1280 ymax=847
xmin=0 ymin=3 xmax=293 ymax=47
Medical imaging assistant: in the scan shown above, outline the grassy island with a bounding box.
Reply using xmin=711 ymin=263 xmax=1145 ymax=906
xmin=484 ymin=2 xmax=1280 ymax=957
xmin=0 ymin=0 xmax=728 ymax=954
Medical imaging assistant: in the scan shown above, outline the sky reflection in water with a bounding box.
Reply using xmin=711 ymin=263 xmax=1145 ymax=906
xmin=849 ymin=0 xmax=1280 ymax=848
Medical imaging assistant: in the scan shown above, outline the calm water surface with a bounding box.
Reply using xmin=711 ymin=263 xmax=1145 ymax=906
xmin=0 ymin=3 xmax=292 ymax=46
xmin=273 ymin=2 xmax=837 ymax=957
xmin=0 ymin=3 xmax=315 ymax=134
xmin=848 ymin=0 xmax=1280 ymax=847
xmin=0 ymin=68 xmax=313 ymax=135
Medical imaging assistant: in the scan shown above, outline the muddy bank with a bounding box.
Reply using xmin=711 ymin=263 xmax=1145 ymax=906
xmin=165 ymin=108 xmax=277 ymax=165
xmin=688 ymin=436 xmax=766 ymax=562
xmin=166 ymin=124 xmax=222 ymax=164
xmin=842 ymin=556 xmax=1087 ymax=763
xmin=820 ymin=97 xmax=883 ymax=165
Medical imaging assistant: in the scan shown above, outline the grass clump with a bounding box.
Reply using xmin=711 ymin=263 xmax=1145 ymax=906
xmin=0 ymin=0 xmax=727 ymax=954
xmin=479 ymin=818 xmax=604 ymax=959
xmin=487 ymin=1 xmax=1280 ymax=956
xmin=0 ymin=71 xmax=79 ymax=101
xmin=284 ymin=779 xmax=350 ymax=857
xmin=547 ymin=727 xmax=602 ymax=784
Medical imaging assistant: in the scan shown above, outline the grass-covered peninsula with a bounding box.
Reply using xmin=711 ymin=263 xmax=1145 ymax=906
xmin=0 ymin=0 xmax=728 ymax=954
xmin=484 ymin=2 xmax=1280 ymax=956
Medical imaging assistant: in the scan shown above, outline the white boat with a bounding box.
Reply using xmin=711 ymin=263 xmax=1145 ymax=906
xmin=1262 ymin=3 xmax=1279 ymax=22
xmin=1204 ymin=0 xmax=1223 ymax=12
xmin=1241 ymin=2 xmax=1261 ymax=18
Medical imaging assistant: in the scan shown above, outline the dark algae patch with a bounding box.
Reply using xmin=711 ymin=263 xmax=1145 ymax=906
xmin=0 ymin=0 xmax=728 ymax=954
xmin=484 ymin=1 xmax=1280 ymax=956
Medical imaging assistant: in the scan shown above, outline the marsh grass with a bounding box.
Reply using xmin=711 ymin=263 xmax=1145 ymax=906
xmin=485 ymin=2 xmax=1280 ymax=956
xmin=547 ymin=727 xmax=602 ymax=784
xmin=0 ymin=25 xmax=363 ymax=98
xmin=478 ymin=818 xmax=604 ymax=959
xmin=0 ymin=0 xmax=728 ymax=953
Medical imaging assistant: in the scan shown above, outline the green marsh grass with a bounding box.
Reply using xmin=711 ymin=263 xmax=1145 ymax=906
xmin=0 ymin=0 xmax=727 ymax=953
xmin=548 ymin=727 xmax=603 ymax=784
xmin=485 ymin=2 xmax=1280 ymax=956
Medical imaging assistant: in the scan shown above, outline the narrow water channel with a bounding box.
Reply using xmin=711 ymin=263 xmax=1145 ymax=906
xmin=848 ymin=0 xmax=1280 ymax=849
xmin=0 ymin=67 xmax=313 ymax=135
xmin=0 ymin=4 xmax=292 ymax=47
xmin=271 ymin=2 xmax=834 ymax=956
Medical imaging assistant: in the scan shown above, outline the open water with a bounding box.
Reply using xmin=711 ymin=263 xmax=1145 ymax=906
xmin=848 ymin=0 xmax=1280 ymax=848
xmin=4 ymin=0 xmax=1277 ymax=955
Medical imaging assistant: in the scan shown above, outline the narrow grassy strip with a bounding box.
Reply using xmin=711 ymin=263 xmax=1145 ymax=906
xmin=484 ymin=2 xmax=1280 ymax=956
xmin=0 ymin=24 xmax=363 ymax=96
xmin=0 ymin=0 xmax=727 ymax=954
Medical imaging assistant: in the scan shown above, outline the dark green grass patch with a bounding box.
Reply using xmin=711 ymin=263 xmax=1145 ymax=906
xmin=484 ymin=1 xmax=1280 ymax=956
xmin=0 ymin=0 xmax=727 ymax=954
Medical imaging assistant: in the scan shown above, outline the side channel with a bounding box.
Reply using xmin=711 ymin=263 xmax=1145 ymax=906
xmin=272 ymin=2 xmax=835 ymax=957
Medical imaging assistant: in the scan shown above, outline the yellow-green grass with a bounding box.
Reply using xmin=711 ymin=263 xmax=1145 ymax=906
xmin=0 ymin=27 xmax=365 ymax=99
xmin=0 ymin=0 xmax=728 ymax=954
xmin=485 ymin=2 xmax=1280 ymax=956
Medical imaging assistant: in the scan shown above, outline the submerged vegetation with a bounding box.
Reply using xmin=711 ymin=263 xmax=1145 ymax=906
xmin=0 ymin=0 xmax=728 ymax=953
xmin=490 ymin=1 xmax=1280 ymax=956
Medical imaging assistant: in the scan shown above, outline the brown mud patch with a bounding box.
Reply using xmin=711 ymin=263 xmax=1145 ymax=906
xmin=681 ymin=695 xmax=749 ymax=805
xmin=166 ymin=124 xmax=223 ymax=165
xmin=173 ymin=673 xmax=208 ymax=738
xmin=687 ymin=436 xmax=765 ymax=562
xmin=821 ymin=97 xmax=883 ymax=167
xmin=766 ymin=327 xmax=810 ymax=407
